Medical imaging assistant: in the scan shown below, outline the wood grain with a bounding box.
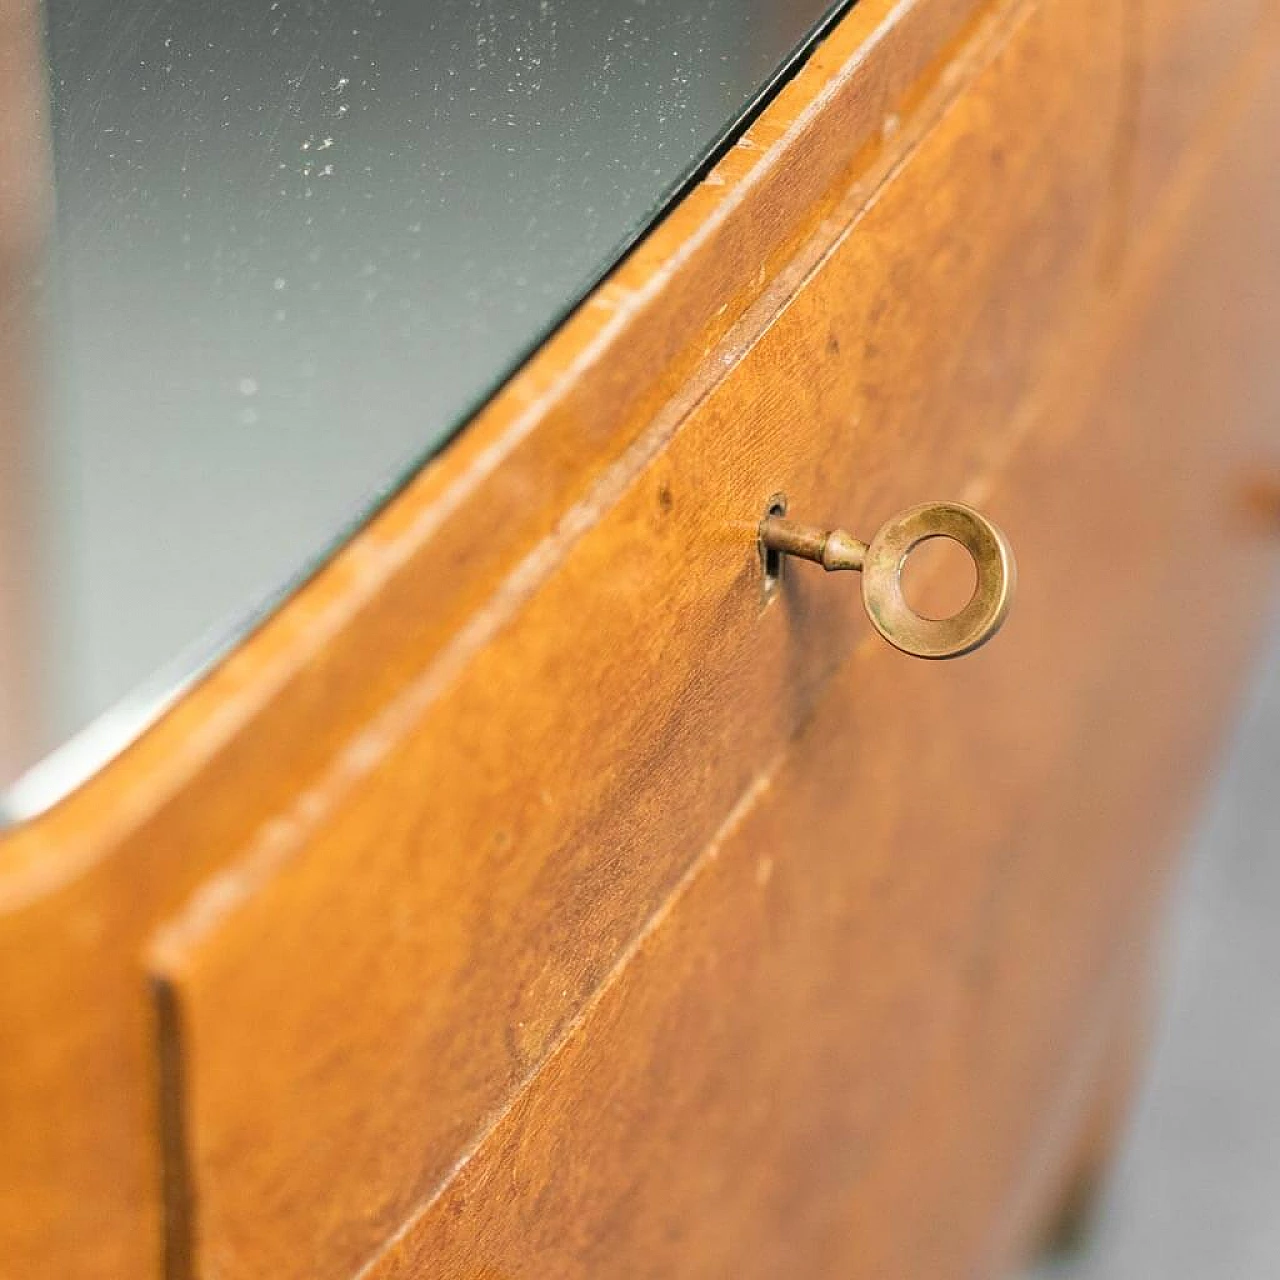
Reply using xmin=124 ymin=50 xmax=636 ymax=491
xmin=354 ymin=49 xmax=1280 ymax=1273
xmin=148 ymin=2 xmax=1131 ymax=1276
xmin=0 ymin=3 xmax=998 ymax=1272
xmin=0 ymin=0 xmax=1276 ymax=1273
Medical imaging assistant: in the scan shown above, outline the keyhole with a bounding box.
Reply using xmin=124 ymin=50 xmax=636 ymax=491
xmin=899 ymin=535 xmax=977 ymax=620
xmin=760 ymin=494 xmax=788 ymax=597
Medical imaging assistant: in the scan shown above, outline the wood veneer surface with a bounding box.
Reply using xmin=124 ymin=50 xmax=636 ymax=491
xmin=361 ymin=29 xmax=1280 ymax=1276
xmin=0 ymin=2 xmax=1001 ymax=1272
xmin=0 ymin=0 xmax=1277 ymax=1275
xmin=150 ymin=0 xmax=1134 ymax=1274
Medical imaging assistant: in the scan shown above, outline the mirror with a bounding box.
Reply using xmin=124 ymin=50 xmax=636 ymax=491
xmin=0 ymin=0 xmax=842 ymax=820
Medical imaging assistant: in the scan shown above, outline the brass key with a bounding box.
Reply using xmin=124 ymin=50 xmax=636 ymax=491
xmin=759 ymin=501 xmax=1016 ymax=660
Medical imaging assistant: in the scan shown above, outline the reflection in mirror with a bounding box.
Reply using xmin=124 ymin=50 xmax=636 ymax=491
xmin=0 ymin=0 xmax=843 ymax=821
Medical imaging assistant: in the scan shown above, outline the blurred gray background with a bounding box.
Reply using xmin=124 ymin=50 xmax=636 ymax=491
xmin=1031 ymin=613 xmax=1280 ymax=1280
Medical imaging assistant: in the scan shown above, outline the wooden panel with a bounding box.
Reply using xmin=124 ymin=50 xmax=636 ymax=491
xmin=0 ymin=3 xmax=996 ymax=1273
xmin=145 ymin=3 xmax=1132 ymax=1276
xmin=353 ymin=49 xmax=1280 ymax=1275
xmin=1128 ymin=0 xmax=1275 ymax=239
xmin=1 ymin=1 xmax=1276 ymax=1277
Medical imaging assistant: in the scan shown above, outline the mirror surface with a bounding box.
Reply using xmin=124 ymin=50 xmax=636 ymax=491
xmin=0 ymin=0 xmax=842 ymax=819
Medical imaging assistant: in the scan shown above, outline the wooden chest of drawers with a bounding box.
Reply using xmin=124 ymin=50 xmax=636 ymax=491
xmin=2 ymin=0 xmax=1278 ymax=1275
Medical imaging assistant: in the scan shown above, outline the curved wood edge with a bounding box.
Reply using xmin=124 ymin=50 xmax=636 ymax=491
xmin=0 ymin=3 xmax=1007 ymax=1273
xmin=140 ymin=0 xmax=1134 ymax=1270
xmin=0 ymin=0 xmax=987 ymax=902
xmin=351 ymin=41 xmax=1280 ymax=1267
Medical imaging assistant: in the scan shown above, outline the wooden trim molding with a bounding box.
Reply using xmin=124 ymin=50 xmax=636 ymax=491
xmin=0 ymin=0 xmax=1277 ymax=1273
xmin=0 ymin=3 xmax=1002 ymax=1271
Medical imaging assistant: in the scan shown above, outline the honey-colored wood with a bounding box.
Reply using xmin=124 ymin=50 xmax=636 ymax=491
xmin=0 ymin=0 xmax=1277 ymax=1276
xmin=150 ymin=3 xmax=1133 ymax=1275
xmin=1040 ymin=951 xmax=1156 ymax=1258
xmin=0 ymin=3 xmax=996 ymax=1271
xmin=1129 ymin=0 xmax=1271 ymax=237
xmin=349 ymin=51 xmax=1280 ymax=1274
xmin=0 ymin=3 xmax=1033 ymax=1273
